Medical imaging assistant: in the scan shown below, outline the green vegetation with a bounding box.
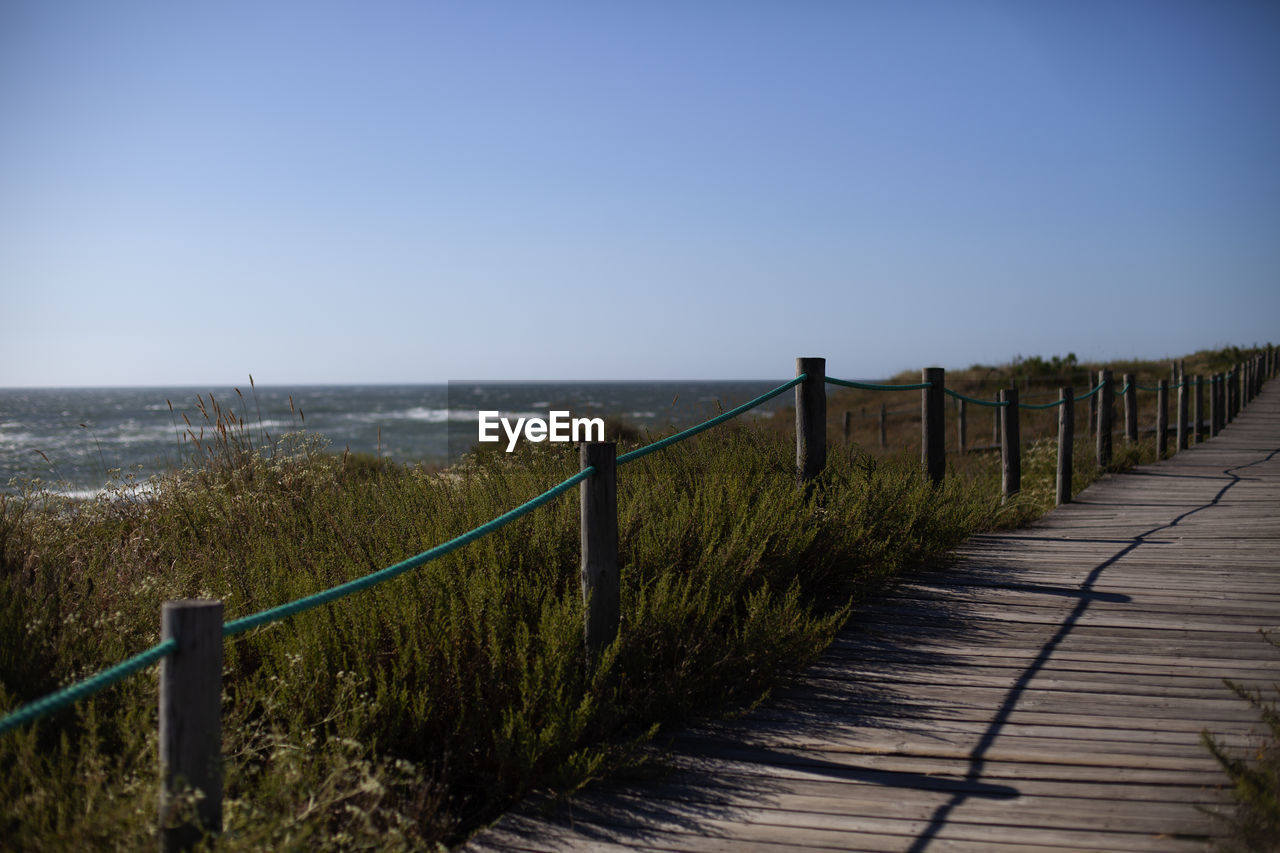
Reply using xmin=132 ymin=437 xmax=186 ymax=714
xmin=1202 ymin=631 xmax=1280 ymax=852
xmin=0 ymin=345 xmax=1265 ymax=849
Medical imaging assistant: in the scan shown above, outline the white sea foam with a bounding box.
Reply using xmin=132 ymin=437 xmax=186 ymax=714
xmin=402 ymin=407 xmax=452 ymax=423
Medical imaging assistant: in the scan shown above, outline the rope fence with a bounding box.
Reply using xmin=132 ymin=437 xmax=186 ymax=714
xmin=1 ymin=345 xmax=1275 ymax=850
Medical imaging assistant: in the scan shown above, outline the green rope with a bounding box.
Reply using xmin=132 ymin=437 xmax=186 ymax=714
xmin=223 ymin=466 xmax=595 ymax=637
xmin=943 ymin=388 xmax=1007 ymax=407
xmin=826 ymin=378 xmax=932 ymax=391
xmin=1074 ymin=381 xmax=1106 ymax=402
xmin=1114 ymin=383 xmax=1131 ymax=396
xmin=0 ymin=639 xmax=177 ymax=736
xmin=1019 ymin=398 xmax=1065 ymax=410
xmin=1136 ymin=384 xmax=1160 ymax=392
xmin=617 ymin=376 xmax=803 ymax=465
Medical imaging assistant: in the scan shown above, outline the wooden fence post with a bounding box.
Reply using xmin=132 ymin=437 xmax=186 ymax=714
xmin=1097 ymin=370 xmax=1113 ymax=468
xmin=580 ymin=442 xmax=619 ymax=665
xmin=1088 ymin=386 xmax=1097 ymax=437
xmin=1193 ymin=375 xmax=1204 ymax=443
xmin=957 ymin=397 xmax=967 ymax=454
xmin=1123 ymin=373 xmax=1137 ymax=443
xmin=1221 ymin=372 xmax=1230 ymax=433
xmin=1237 ymin=364 xmax=1244 ymax=415
xmin=159 ymin=599 xmax=223 ymax=853
xmin=1176 ymin=377 xmax=1188 ymax=451
xmin=879 ymin=402 xmax=887 ymax=450
xmin=922 ymin=367 xmax=945 ymax=485
xmin=1157 ymin=379 xmax=1169 ymax=459
xmin=1211 ymin=373 xmax=1223 ymax=436
xmin=796 ymin=358 xmax=826 ymax=487
xmin=992 ymin=393 xmax=1001 ymax=446
xmin=842 ymin=410 xmax=851 ymax=444
xmin=1057 ymin=387 xmax=1073 ymax=506
xmin=1000 ymin=387 xmax=1020 ymax=499
xmin=1226 ymin=370 xmax=1234 ymax=422
xmin=1221 ymin=372 xmax=1229 ymax=429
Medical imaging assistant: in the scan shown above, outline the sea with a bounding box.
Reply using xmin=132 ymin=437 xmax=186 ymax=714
xmin=0 ymin=381 xmax=795 ymax=497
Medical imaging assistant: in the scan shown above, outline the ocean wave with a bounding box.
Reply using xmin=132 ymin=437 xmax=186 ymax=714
xmin=402 ymin=407 xmax=452 ymax=423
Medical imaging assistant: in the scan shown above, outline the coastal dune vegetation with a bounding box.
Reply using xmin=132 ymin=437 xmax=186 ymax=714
xmin=0 ymin=347 xmax=1263 ymax=849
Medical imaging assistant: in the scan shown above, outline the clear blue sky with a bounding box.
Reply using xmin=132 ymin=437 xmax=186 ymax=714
xmin=2 ymin=1 xmax=1277 ymax=386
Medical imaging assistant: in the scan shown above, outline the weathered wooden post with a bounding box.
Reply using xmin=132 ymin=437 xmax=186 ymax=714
xmin=1211 ymin=373 xmax=1223 ymax=436
xmin=878 ymin=402 xmax=887 ymax=450
xmin=1088 ymin=385 xmax=1097 ymax=437
xmin=842 ymin=410 xmax=851 ymax=444
xmin=1229 ymin=367 xmax=1240 ymax=421
xmin=1177 ymin=376 xmax=1189 ymax=451
xmin=1000 ymin=387 xmax=1020 ymax=499
xmin=1097 ymin=370 xmax=1113 ymax=468
xmin=992 ymin=393 xmax=1001 ymax=446
xmin=796 ymin=358 xmax=826 ymax=487
xmin=1157 ymin=380 xmax=1169 ymax=459
xmin=159 ymin=599 xmax=223 ymax=853
xmin=580 ymin=442 xmax=619 ymax=665
xmin=957 ymin=397 xmax=967 ymax=454
xmin=1226 ymin=370 xmax=1235 ymax=422
xmin=922 ymin=367 xmax=945 ymax=485
xmin=1194 ymin=375 xmax=1205 ymax=443
xmin=1057 ymin=387 xmax=1074 ymax=506
xmin=1123 ymin=373 xmax=1138 ymax=443
xmin=1225 ymin=369 xmax=1233 ymax=422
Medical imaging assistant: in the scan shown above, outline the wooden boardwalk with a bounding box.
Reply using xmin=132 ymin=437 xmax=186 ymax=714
xmin=468 ymin=383 xmax=1280 ymax=852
